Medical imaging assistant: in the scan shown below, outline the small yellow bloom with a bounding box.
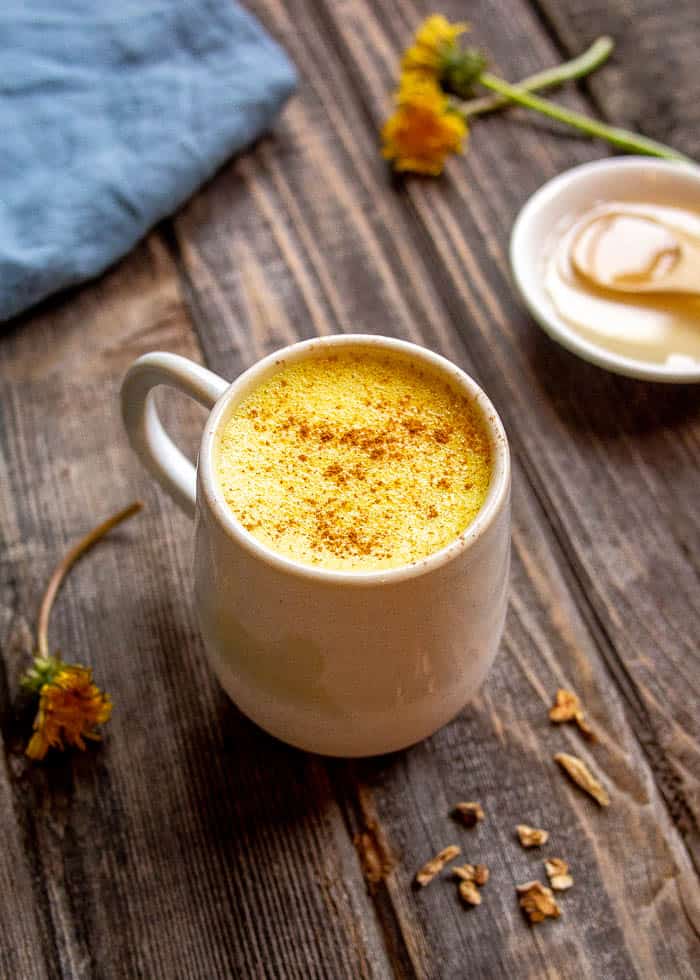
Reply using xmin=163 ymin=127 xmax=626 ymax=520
xmin=396 ymin=71 xmax=447 ymax=109
xmin=382 ymin=75 xmax=467 ymax=175
xmin=401 ymin=14 xmax=468 ymax=77
xmin=26 ymin=664 xmax=112 ymax=760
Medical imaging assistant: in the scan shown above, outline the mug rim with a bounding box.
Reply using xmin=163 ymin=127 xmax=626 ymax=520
xmin=198 ymin=334 xmax=511 ymax=586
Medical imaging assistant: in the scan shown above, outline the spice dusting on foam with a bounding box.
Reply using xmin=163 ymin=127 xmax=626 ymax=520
xmin=215 ymin=349 xmax=491 ymax=571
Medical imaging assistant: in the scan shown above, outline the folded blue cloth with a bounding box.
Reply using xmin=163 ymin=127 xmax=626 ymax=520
xmin=0 ymin=0 xmax=296 ymax=320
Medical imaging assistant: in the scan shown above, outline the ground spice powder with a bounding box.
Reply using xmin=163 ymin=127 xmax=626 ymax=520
xmin=215 ymin=349 xmax=492 ymax=571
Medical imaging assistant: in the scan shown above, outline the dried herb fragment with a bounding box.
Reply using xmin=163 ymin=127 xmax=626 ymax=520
xmin=549 ymin=688 xmax=596 ymax=740
xmin=453 ymin=864 xmax=475 ymax=881
xmin=472 ymin=863 xmax=489 ymax=887
xmin=415 ymin=845 xmax=460 ymax=887
xmin=458 ymin=879 xmax=482 ymax=906
xmin=545 ymin=858 xmax=574 ymax=891
xmin=453 ymin=801 xmax=485 ymax=827
xmin=549 ymin=688 xmax=579 ymax=722
xmin=517 ymin=880 xmax=561 ymax=923
xmin=554 ymin=752 xmax=610 ymax=807
xmin=516 ymin=824 xmax=549 ymax=848
xmin=453 ymin=863 xmax=489 ymax=886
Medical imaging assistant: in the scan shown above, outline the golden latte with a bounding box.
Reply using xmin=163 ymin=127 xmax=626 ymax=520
xmin=215 ymin=349 xmax=492 ymax=571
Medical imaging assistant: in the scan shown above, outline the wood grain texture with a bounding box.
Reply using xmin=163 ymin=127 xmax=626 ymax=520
xmin=304 ymin=0 xmax=700 ymax=858
xmin=1 ymin=0 xmax=699 ymax=977
xmin=0 ymin=239 xmax=393 ymax=979
xmin=166 ymin=0 xmax=699 ymax=974
xmin=532 ymin=0 xmax=700 ymax=150
xmin=172 ymin=4 xmax=692 ymax=975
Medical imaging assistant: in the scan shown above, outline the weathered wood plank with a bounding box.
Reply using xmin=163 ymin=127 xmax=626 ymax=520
xmin=0 ymin=237 xmax=393 ymax=978
xmin=0 ymin=753 xmax=53 ymax=979
xmin=533 ymin=0 xmax=700 ymax=151
xmin=167 ymin=0 xmax=700 ymax=974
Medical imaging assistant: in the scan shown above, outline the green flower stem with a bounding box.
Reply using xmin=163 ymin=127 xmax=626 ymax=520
xmin=460 ymin=36 xmax=614 ymax=118
xmin=476 ymin=72 xmax=692 ymax=163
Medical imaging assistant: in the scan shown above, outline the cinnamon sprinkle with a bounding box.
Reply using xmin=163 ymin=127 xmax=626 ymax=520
xmin=216 ymin=350 xmax=492 ymax=570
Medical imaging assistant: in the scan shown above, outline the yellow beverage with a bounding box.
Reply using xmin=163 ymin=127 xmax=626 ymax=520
xmin=215 ymin=348 xmax=492 ymax=571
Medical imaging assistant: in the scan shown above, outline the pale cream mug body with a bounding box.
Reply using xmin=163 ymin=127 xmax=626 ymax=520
xmin=121 ymin=335 xmax=511 ymax=756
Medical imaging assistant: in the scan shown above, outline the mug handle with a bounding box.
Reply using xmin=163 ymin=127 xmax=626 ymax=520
xmin=121 ymin=352 xmax=229 ymax=519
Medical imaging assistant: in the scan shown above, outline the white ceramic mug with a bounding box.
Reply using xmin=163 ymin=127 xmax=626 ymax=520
xmin=121 ymin=335 xmax=511 ymax=756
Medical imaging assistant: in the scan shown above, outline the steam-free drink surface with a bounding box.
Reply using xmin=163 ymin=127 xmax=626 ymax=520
xmin=215 ymin=349 xmax=492 ymax=571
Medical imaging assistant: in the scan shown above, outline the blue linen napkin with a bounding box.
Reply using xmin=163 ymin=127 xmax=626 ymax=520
xmin=0 ymin=0 xmax=296 ymax=321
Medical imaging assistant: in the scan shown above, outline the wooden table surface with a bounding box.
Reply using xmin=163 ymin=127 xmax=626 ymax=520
xmin=2 ymin=1 xmax=699 ymax=977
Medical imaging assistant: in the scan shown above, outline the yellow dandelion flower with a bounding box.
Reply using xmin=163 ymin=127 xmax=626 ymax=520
xmin=396 ymin=71 xmax=447 ymax=107
xmin=26 ymin=663 xmax=112 ymax=760
xmin=401 ymin=14 xmax=468 ymax=77
xmin=20 ymin=503 xmax=140 ymax=761
xmin=382 ymin=75 xmax=467 ymax=175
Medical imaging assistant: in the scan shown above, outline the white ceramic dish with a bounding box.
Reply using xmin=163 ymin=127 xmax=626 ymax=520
xmin=510 ymin=156 xmax=700 ymax=383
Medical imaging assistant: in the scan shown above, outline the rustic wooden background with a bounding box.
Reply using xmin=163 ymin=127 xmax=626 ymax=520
xmin=2 ymin=0 xmax=699 ymax=977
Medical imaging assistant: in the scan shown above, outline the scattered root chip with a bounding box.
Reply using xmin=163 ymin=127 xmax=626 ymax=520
xmin=415 ymin=845 xmax=461 ymax=887
xmin=517 ymin=881 xmax=561 ymax=923
xmin=554 ymin=752 xmax=610 ymax=807
xmin=549 ymin=688 xmax=596 ymax=740
xmin=473 ymin=863 xmax=489 ymax=887
xmin=453 ymin=801 xmax=485 ymax=827
xmin=458 ymin=879 xmax=482 ymax=906
xmin=545 ymin=858 xmax=574 ymax=891
xmin=516 ymin=824 xmax=549 ymax=848
xmin=549 ymin=688 xmax=580 ymax=723
xmin=453 ymin=863 xmax=489 ymax=886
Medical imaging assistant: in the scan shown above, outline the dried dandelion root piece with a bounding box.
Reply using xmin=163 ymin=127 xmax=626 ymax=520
xmin=415 ymin=845 xmax=461 ymax=887
xmin=453 ymin=801 xmax=485 ymax=827
xmin=474 ymin=865 xmax=490 ymax=886
xmin=545 ymin=858 xmax=574 ymax=891
xmin=453 ymin=864 xmax=476 ymax=881
xmin=517 ymin=881 xmax=561 ymax=923
xmin=554 ymin=752 xmax=610 ymax=807
xmin=459 ymin=879 xmax=482 ymax=906
xmin=453 ymin=863 xmax=490 ymax=886
xmin=516 ymin=824 xmax=549 ymax=848
xmin=454 ymin=861 xmax=489 ymax=908
xmin=549 ymin=688 xmax=596 ymax=740
xmin=549 ymin=688 xmax=580 ymax=722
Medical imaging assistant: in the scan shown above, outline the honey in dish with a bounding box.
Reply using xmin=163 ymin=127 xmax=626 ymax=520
xmin=215 ymin=349 xmax=492 ymax=571
xmin=545 ymin=201 xmax=700 ymax=368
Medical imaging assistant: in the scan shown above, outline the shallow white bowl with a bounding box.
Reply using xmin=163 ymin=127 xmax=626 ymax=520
xmin=510 ymin=156 xmax=700 ymax=383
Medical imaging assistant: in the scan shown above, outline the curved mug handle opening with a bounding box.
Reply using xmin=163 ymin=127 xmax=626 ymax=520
xmin=121 ymin=352 xmax=228 ymax=518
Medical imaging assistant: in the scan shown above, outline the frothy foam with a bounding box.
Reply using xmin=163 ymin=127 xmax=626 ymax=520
xmin=215 ymin=349 xmax=492 ymax=571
